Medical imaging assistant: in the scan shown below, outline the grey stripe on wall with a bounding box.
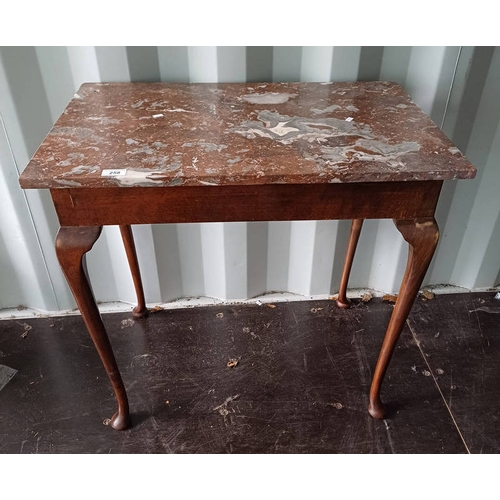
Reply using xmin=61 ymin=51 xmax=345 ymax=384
xmin=428 ymin=47 xmax=500 ymax=286
xmin=158 ymin=46 xmax=190 ymax=82
xmin=177 ymin=224 xmax=205 ymax=297
xmin=1 ymin=47 xmax=53 ymax=157
xmin=429 ymin=46 xmax=462 ymax=125
xmin=247 ymin=222 xmax=268 ymax=298
xmin=95 ymin=46 xmax=130 ymax=82
xmin=330 ymin=46 xmax=361 ymax=81
xmin=379 ymin=46 xmax=412 ymax=84
xmin=126 ymin=46 xmax=161 ymax=82
xmin=429 ymin=47 xmax=495 ymax=283
xmin=35 ymin=47 xmax=76 ymax=122
xmin=357 ymin=46 xmax=384 ymax=81
xmin=273 ymin=46 xmax=302 ymax=81
xmin=246 ymin=46 xmax=273 ymax=82
xmin=451 ymin=46 xmax=495 ymax=151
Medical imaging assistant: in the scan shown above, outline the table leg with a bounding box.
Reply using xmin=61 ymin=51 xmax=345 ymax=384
xmin=368 ymin=217 xmax=439 ymax=419
xmin=336 ymin=219 xmax=364 ymax=308
xmin=55 ymin=226 xmax=130 ymax=430
xmin=119 ymin=225 xmax=148 ymax=318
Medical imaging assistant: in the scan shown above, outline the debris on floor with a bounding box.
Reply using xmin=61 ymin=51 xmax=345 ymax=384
xmin=213 ymin=394 xmax=240 ymax=416
xmin=130 ymin=353 xmax=158 ymax=368
xmin=102 ymin=418 xmax=111 ymax=426
xmin=494 ymin=292 xmax=500 ymax=300
xmin=120 ymin=318 xmax=134 ymax=329
xmin=19 ymin=322 xmax=32 ymax=338
xmin=310 ymin=307 xmax=323 ymax=313
xmin=255 ymin=300 xmax=263 ymax=306
xmin=469 ymin=306 xmax=500 ymax=314
xmin=266 ymin=304 xmax=276 ymax=309
xmin=216 ymin=312 xmax=224 ymax=318
xmin=243 ymin=326 xmax=259 ymax=340
xmin=330 ymin=294 xmax=339 ymax=301
xmin=227 ymin=358 xmax=239 ymax=369
xmin=421 ymin=290 xmax=435 ymax=301
xmin=383 ymin=294 xmax=398 ymax=303
xmin=150 ymin=305 xmax=164 ymax=313
xmin=327 ymin=402 xmax=343 ymax=409
xmin=422 ymin=370 xmax=431 ymax=377
xmin=435 ymin=368 xmax=444 ymax=375
xmin=361 ymin=293 xmax=373 ymax=303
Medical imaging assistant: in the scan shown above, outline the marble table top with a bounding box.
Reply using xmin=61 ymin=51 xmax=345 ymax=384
xmin=19 ymin=81 xmax=476 ymax=189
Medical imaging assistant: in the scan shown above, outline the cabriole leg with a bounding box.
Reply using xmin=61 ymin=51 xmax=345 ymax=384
xmin=56 ymin=226 xmax=130 ymax=430
xmin=336 ymin=219 xmax=364 ymax=308
xmin=119 ymin=225 xmax=148 ymax=318
xmin=368 ymin=217 xmax=439 ymax=419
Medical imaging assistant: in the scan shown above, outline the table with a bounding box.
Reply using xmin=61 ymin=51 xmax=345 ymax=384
xmin=19 ymin=82 xmax=476 ymax=430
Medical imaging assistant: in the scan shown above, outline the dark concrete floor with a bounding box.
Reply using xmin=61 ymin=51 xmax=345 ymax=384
xmin=0 ymin=292 xmax=498 ymax=454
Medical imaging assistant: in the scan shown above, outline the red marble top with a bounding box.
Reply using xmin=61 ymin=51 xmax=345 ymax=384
xmin=19 ymin=82 xmax=476 ymax=189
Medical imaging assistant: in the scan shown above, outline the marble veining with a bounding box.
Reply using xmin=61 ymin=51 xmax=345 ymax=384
xmin=19 ymin=81 xmax=477 ymax=189
xmin=241 ymin=92 xmax=297 ymax=104
xmin=232 ymin=110 xmax=374 ymax=144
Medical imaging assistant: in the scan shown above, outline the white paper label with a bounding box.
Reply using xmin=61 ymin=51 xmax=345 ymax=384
xmin=101 ymin=169 xmax=127 ymax=177
xmin=345 ymin=117 xmax=354 ymax=122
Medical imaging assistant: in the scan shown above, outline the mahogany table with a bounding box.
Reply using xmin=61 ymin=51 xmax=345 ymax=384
xmin=19 ymin=82 xmax=476 ymax=430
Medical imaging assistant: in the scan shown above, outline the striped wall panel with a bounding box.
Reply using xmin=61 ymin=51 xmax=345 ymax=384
xmin=0 ymin=46 xmax=498 ymax=312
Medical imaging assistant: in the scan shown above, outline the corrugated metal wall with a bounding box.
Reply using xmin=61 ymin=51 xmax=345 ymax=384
xmin=0 ymin=46 xmax=499 ymax=312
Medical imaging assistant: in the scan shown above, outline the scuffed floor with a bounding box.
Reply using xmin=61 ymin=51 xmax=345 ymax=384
xmin=0 ymin=292 xmax=498 ymax=453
